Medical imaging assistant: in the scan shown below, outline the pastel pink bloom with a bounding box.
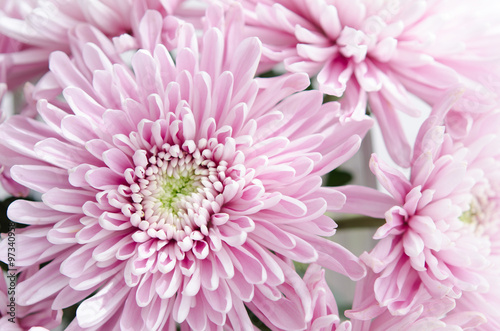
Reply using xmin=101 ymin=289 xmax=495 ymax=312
xmin=234 ymin=0 xmax=500 ymax=166
xmin=249 ymin=262 xmax=352 ymax=330
xmin=348 ymin=269 xmax=487 ymax=331
xmin=439 ymin=108 xmax=500 ymax=330
xmin=452 ymin=212 xmax=500 ymax=330
xmin=0 ymin=5 xmax=371 ymax=330
xmin=0 ymin=2 xmax=51 ymax=89
xmin=0 ymin=266 xmax=62 ymax=330
xmin=0 ymin=0 xmax=193 ymax=89
xmin=453 ymin=279 xmax=500 ymax=330
xmin=0 ymin=1 xmax=190 ymax=195
xmin=336 ymin=92 xmax=497 ymax=318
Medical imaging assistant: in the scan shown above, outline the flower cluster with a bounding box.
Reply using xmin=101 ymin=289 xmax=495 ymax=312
xmin=0 ymin=0 xmax=499 ymax=330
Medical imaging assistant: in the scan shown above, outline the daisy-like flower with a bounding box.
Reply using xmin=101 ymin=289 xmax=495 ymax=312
xmin=0 ymin=4 xmax=370 ymax=329
xmin=335 ymin=91 xmax=498 ymax=321
xmin=233 ymin=0 xmax=500 ymax=166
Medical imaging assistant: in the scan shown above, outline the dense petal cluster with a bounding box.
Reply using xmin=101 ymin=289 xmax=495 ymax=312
xmin=235 ymin=0 xmax=500 ymax=166
xmin=0 ymin=0 xmax=196 ymax=90
xmin=1 ymin=1 xmax=500 ymax=330
xmin=349 ymin=270 xmax=487 ymax=331
xmin=442 ymin=108 xmax=500 ymax=330
xmin=0 ymin=5 xmax=371 ymax=329
xmin=0 ymin=0 xmax=196 ymax=196
xmin=338 ymin=93 xmax=500 ymax=328
xmin=249 ymin=263 xmax=353 ymax=331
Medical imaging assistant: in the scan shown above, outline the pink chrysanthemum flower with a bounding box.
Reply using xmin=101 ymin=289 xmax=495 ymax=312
xmin=439 ymin=108 xmax=500 ymax=330
xmin=249 ymin=262 xmax=352 ymax=330
xmin=0 ymin=0 xmax=192 ymax=195
xmin=233 ymin=0 xmax=500 ymax=166
xmin=348 ymin=269 xmax=487 ymax=330
xmin=0 ymin=0 xmax=195 ymax=89
xmin=336 ymin=92 xmax=498 ymax=320
xmin=0 ymin=5 xmax=371 ymax=329
xmin=0 ymin=2 xmax=52 ymax=89
xmin=0 ymin=266 xmax=62 ymax=330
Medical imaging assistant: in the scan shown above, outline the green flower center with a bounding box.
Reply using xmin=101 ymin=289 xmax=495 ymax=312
xmin=458 ymin=185 xmax=497 ymax=228
xmin=156 ymin=170 xmax=200 ymax=212
xmin=128 ymin=143 xmax=224 ymax=244
xmin=459 ymin=208 xmax=477 ymax=224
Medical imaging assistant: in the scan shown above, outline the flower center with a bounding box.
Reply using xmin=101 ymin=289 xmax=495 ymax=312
xmin=337 ymin=27 xmax=369 ymax=63
xmin=459 ymin=202 xmax=479 ymax=224
xmin=459 ymin=183 xmax=499 ymax=230
xmin=128 ymin=141 xmax=225 ymax=246
xmin=154 ymin=168 xmax=202 ymax=213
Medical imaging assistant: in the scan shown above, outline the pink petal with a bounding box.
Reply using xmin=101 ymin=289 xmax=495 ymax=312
xmin=76 ymin=275 xmax=131 ymax=328
xmin=137 ymin=10 xmax=162 ymax=53
xmin=228 ymin=246 xmax=266 ymax=285
xmin=42 ymin=188 xmax=95 ymax=214
xmin=69 ymin=261 xmax=123 ymax=291
xmin=229 ymin=37 xmax=262 ymax=102
xmin=61 ymin=115 xmax=99 ymax=144
xmin=200 ymin=27 xmax=224 ymax=79
xmin=7 ymin=200 xmax=65 ymax=225
xmin=202 ymin=279 xmax=232 ymax=314
xmin=10 ymin=165 xmax=70 ymax=193
xmin=317 ymin=56 xmax=353 ymax=97
xmin=368 ymin=93 xmax=412 ymax=168
xmin=334 ymin=185 xmax=396 ymax=218
xmin=17 ymin=256 xmax=70 ymax=305
xmin=34 ymin=138 xmax=92 ymax=169
xmin=369 ymin=153 xmax=412 ymax=202
xmin=299 ymin=233 xmax=366 ymax=281
xmin=49 ymin=51 xmax=95 ymax=98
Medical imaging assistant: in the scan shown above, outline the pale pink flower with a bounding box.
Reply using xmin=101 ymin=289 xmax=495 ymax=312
xmin=0 ymin=266 xmax=62 ymax=330
xmin=348 ymin=269 xmax=487 ymax=330
xmin=248 ymin=262 xmax=353 ymax=330
xmin=439 ymin=108 xmax=500 ymax=330
xmin=453 ymin=280 xmax=500 ymax=330
xmin=0 ymin=0 xmax=194 ymax=89
xmin=0 ymin=2 xmax=51 ymax=89
xmin=336 ymin=92 xmax=498 ymax=319
xmin=0 ymin=5 xmax=371 ymax=329
xmin=0 ymin=0 xmax=190 ymax=195
xmin=233 ymin=0 xmax=500 ymax=166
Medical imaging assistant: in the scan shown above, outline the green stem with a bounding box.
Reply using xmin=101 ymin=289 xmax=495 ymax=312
xmin=334 ymin=216 xmax=386 ymax=229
